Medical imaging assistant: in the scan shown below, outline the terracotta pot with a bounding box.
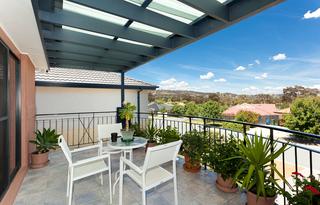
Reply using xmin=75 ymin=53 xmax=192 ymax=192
xmin=30 ymin=151 xmax=49 ymax=169
xmin=215 ymin=174 xmax=238 ymax=193
xmin=247 ymin=191 xmax=276 ymax=205
xmin=145 ymin=142 xmax=157 ymax=152
xmin=183 ymin=154 xmax=201 ymax=173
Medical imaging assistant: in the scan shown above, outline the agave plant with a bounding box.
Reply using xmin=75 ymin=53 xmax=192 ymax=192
xmin=233 ymin=133 xmax=290 ymax=198
xmin=29 ymin=128 xmax=60 ymax=153
xmin=119 ymin=102 xmax=136 ymax=130
xmin=145 ymin=123 xmax=159 ymax=143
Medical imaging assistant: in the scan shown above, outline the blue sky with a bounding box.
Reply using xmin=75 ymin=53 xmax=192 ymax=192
xmin=127 ymin=0 xmax=320 ymax=94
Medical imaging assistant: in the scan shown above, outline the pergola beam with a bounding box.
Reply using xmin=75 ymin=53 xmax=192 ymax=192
xmin=39 ymin=10 xmax=174 ymax=49
xmin=49 ymin=59 xmax=127 ymax=72
xmin=47 ymin=51 xmax=136 ymax=67
xmin=42 ymin=29 xmax=161 ymax=57
xmin=68 ymin=0 xmax=195 ymax=38
xmin=45 ymin=41 xmax=148 ymax=63
xmin=177 ymin=0 xmax=229 ymax=23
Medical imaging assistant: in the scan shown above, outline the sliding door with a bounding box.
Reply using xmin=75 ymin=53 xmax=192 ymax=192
xmin=0 ymin=41 xmax=21 ymax=199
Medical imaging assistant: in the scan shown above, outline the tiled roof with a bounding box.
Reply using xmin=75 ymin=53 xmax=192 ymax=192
xmin=223 ymin=103 xmax=280 ymax=116
xmin=35 ymin=67 xmax=157 ymax=89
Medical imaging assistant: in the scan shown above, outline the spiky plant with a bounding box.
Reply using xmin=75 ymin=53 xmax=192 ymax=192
xmin=29 ymin=128 xmax=60 ymax=153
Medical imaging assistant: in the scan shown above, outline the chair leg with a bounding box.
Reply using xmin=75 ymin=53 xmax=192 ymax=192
xmin=129 ymin=150 xmax=133 ymax=161
xmin=100 ymin=173 xmax=103 ymax=185
xmin=173 ymin=176 xmax=178 ymax=205
xmin=108 ymin=157 xmax=113 ymax=204
xmin=142 ymin=190 xmax=146 ymax=205
xmin=67 ymin=169 xmax=70 ymax=197
xmin=119 ymin=160 xmax=124 ymax=205
xmin=68 ymin=180 xmax=74 ymax=205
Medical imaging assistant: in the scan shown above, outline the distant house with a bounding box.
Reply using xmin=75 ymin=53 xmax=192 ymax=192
xmin=148 ymin=102 xmax=173 ymax=113
xmin=222 ymin=103 xmax=281 ymax=125
xmin=35 ymin=68 xmax=158 ymax=114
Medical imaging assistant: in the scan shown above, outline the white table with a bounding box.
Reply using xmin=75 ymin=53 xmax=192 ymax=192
xmin=108 ymin=137 xmax=147 ymax=195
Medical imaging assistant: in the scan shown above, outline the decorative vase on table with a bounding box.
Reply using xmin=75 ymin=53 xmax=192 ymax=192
xmin=121 ymin=129 xmax=134 ymax=141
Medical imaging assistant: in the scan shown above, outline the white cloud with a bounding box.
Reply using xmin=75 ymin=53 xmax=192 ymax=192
xmin=242 ymin=86 xmax=283 ymax=94
xmin=235 ymin=66 xmax=246 ymax=71
xmin=159 ymin=78 xmax=189 ymax=90
xmin=214 ymin=78 xmax=227 ymax=82
xmin=248 ymin=63 xmax=254 ymax=67
xmin=309 ymin=84 xmax=320 ymax=89
xmin=272 ymin=53 xmax=287 ymax=61
xmin=303 ymin=8 xmax=320 ymax=19
xmin=254 ymin=73 xmax=268 ymax=80
xmin=200 ymin=72 xmax=214 ymax=80
xmin=255 ymin=59 xmax=261 ymax=65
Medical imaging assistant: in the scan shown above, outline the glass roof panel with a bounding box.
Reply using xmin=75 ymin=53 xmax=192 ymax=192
xmin=130 ymin=22 xmax=172 ymax=37
xmin=124 ymin=0 xmax=144 ymax=6
xmin=63 ymin=0 xmax=128 ymax=26
xmin=147 ymin=0 xmax=205 ymax=24
xmin=62 ymin=25 xmax=114 ymax=39
xmin=117 ymin=38 xmax=153 ymax=47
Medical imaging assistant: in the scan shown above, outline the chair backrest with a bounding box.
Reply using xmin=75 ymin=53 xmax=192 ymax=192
xmin=97 ymin=123 xmax=122 ymax=141
xmin=58 ymin=136 xmax=72 ymax=165
xmin=143 ymin=140 xmax=182 ymax=170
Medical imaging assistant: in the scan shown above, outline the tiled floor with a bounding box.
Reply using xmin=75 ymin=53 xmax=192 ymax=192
xmin=14 ymin=148 xmax=246 ymax=205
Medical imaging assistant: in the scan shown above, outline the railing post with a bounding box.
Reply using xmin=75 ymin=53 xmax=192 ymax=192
xmin=189 ymin=116 xmax=192 ymax=132
xmin=203 ymin=118 xmax=207 ymax=170
xmin=162 ymin=113 xmax=165 ymax=129
xmin=243 ymin=124 xmax=246 ymax=146
xmin=92 ymin=113 xmax=95 ymax=144
xmin=151 ymin=112 xmax=154 ymax=128
xmin=270 ymin=128 xmax=274 ymax=179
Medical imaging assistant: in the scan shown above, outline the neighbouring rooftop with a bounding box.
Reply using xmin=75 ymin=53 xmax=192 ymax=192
xmin=35 ymin=67 xmax=158 ymax=89
xmin=222 ymin=103 xmax=280 ymax=116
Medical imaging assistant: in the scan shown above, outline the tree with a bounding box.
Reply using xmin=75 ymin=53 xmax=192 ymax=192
xmin=171 ymin=104 xmax=185 ymax=115
xmin=235 ymin=110 xmax=259 ymax=124
xmin=200 ymin=100 xmax=224 ymax=119
xmin=184 ymin=102 xmax=201 ymax=116
xmin=284 ymin=97 xmax=320 ymax=135
xmin=282 ymin=86 xmax=319 ymax=103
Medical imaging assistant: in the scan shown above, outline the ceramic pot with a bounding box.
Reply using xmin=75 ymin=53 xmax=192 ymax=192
xmin=30 ymin=151 xmax=49 ymax=169
xmin=215 ymin=174 xmax=238 ymax=193
xmin=247 ymin=191 xmax=276 ymax=205
xmin=183 ymin=154 xmax=201 ymax=173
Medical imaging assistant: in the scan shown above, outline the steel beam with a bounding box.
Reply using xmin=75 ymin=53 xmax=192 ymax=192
xmin=42 ymin=29 xmax=161 ymax=57
xmin=68 ymin=0 xmax=195 ymax=38
xmin=47 ymin=51 xmax=136 ymax=67
xmin=39 ymin=9 xmax=174 ymax=48
xmin=45 ymin=41 xmax=148 ymax=63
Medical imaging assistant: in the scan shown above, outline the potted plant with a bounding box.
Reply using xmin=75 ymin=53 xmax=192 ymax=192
xmin=145 ymin=123 xmax=159 ymax=151
xmin=232 ymin=133 xmax=289 ymax=205
xmin=131 ymin=123 xmax=146 ymax=137
xmin=158 ymin=126 xmax=180 ymax=145
xmin=119 ymin=102 xmax=136 ymax=141
xmin=181 ymin=130 xmax=206 ymax=173
xmin=283 ymin=172 xmax=320 ymax=205
xmin=29 ymin=128 xmax=60 ymax=169
xmin=208 ymin=139 xmax=242 ymax=193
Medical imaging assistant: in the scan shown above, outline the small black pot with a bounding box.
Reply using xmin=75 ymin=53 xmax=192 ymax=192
xmin=111 ymin=133 xmax=118 ymax=142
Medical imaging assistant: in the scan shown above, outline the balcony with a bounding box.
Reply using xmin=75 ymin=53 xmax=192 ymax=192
xmin=15 ymin=111 xmax=319 ymax=205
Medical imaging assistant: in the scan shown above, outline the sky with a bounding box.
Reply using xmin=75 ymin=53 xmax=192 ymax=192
xmin=127 ymin=0 xmax=320 ymax=95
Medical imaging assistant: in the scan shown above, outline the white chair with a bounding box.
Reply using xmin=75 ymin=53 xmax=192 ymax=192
xmin=98 ymin=123 xmax=132 ymax=158
xmin=58 ymin=136 xmax=112 ymax=205
xmin=119 ymin=140 xmax=182 ymax=205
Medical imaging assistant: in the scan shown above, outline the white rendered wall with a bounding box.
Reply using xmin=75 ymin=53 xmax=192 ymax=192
xmin=36 ymin=86 xmax=150 ymax=114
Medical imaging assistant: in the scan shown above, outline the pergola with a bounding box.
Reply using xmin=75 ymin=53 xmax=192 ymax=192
xmin=32 ymin=0 xmax=283 ymax=103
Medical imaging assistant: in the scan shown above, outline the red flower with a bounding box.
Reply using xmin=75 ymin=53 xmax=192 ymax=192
xmin=292 ymin=172 xmax=304 ymax=177
xmin=304 ymin=185 xmax=320 ymax=195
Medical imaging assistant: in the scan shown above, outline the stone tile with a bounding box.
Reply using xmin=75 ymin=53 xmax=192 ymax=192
xmin=14 ymin=148 xmax=245 ymax=205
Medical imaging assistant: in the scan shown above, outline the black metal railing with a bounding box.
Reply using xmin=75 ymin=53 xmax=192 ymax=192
xmin=36 ymin=111 xmax=320 ymax=204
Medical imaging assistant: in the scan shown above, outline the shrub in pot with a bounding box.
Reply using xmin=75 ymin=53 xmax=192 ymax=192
xmin=119 ymin=102 xmax=136 ymax=141
xmin=158 ymin=126 xmax=180 ymax=145
xmin=231 ymin=133 xmax=289 ymax=205
xmin=283 ymin=173 xmax=320 ymax=205
xmin=29 ymin=128 xmax=59 ymax=169
xmin=145 ymin=123 xmax=159 ymax=151
xmin=181 ymin=130 xmax=206 ymax=173
xmin=208 ymin=139 xmax=242 ymax=193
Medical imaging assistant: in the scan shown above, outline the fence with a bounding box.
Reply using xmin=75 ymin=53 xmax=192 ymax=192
xmin=36 ymin=111 xmax=320 ymax=204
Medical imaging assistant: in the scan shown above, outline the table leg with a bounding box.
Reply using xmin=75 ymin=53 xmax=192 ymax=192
xmin=113 ymin=149 xmax=133 ymax=195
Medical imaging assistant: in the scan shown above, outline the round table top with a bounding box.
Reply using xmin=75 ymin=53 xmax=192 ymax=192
xmin=108 ymin=137 xmax=147 ymax=150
